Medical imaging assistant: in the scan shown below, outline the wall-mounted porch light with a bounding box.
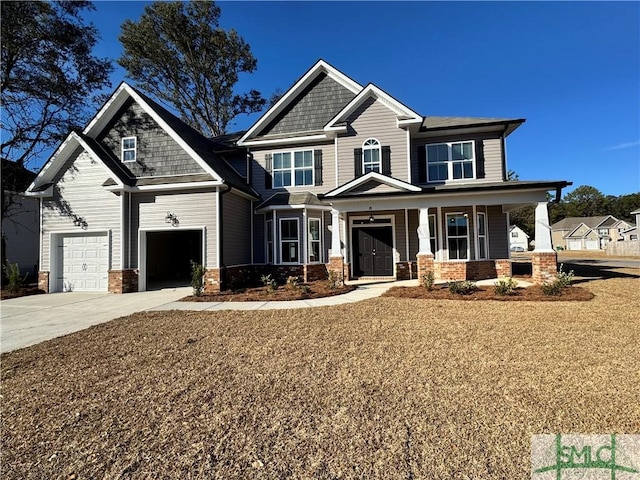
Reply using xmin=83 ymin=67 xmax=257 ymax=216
xmin=368 ymin=206 xmax=375 ymax=223
xmin=165 ymin=212 xmax=179 ymax=227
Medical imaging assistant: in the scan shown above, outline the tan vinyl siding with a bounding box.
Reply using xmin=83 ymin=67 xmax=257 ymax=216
xmin=411 ymin=133 xmax=504 ymax=185
xmin=222 ymin=192 xmax=252 ymax=266
xmin=338 ymin=97 xmax=408 ymax=185
xmin=350 ymin=181 xmax=404 ymax=194
xmin=487 ymin=205 xmax=509 ymax=258
xmin=98 ymin=98 xmax=205 ymax=177
xmin=41 ymin=150 xmax=122 ymax=271
xmin=131 ymin=189 xmax=217 ymax=268
xmin=249 ymin=142 xmax=335 ymax=199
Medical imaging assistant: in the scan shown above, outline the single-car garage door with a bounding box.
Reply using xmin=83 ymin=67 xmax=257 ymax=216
xmin=585 ymin=240 xmax=599 ymax=250
xmin=567 ymin=240 xmax=582 ymax=250
xmin=59 ymin=233 xmax=109 ymax=291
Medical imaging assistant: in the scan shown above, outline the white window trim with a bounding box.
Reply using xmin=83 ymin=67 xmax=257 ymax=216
xmin=279 ymin=217 xmax=300 ymax=264
xmin=477 ymin=212 xmax=487 ymax=260
xmin=121 ymin=136 xmax=137 ymax=163
xmin=446 ymin=212 xmax=470 ymax=261
xmin=426 ymin=141 xmax=475 ymax=183
xmin=308 ymin=217 xmax=322 ymax=264
xmin=266 ymin=218 xmax=274 ymax=264
xmin=272 ymin=149 xmax=314 ymax=188
xmin=362 ymin=138 xmax=381 ymax=174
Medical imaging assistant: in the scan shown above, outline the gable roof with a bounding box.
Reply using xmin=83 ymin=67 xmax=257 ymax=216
xmin=325 ymin=83 xmax=422 ymax=133
xmin=28 ymin=82 xmax=257 ymax=198
xmin=551 ymin=216 xmax=618 ymax=231
xmin=238 ymin=60 xmax=363 ymax=146
xmin=510 ymin=225 xmax=530 ymax=238
xmin=421 ymin=116 xmax=525 ymax=136
xmin=255 ymin=191 xmax=327 ymax=211
xmin=2 ymin=159 xmax=37 ymax=193
xmin=324 ymin=172 xmax=422 ymax=198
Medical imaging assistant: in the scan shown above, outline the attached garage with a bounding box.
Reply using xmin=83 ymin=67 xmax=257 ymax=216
xmin=585 ymin=240 xmax=599 ymax=250
xmin=140 ymin=229 xmax=203 ymax=291
xmin=567 ymin=240 xmax=582 ymax=250
xmin=52 ymin=232 xmax=110 ymax=292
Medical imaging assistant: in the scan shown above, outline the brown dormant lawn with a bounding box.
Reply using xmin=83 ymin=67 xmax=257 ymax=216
xmin=2 ymin=269 xmax=639 ymax=479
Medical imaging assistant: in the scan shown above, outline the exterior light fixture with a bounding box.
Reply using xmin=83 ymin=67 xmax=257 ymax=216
xmin=165 ymin=212 xmax=179 ymax=227
xmin=368 ymin=206 xmax=375 ymax=223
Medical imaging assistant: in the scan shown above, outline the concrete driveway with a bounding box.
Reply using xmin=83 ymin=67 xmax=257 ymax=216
xmin=0 ymin=287 xmax=190 ymax=354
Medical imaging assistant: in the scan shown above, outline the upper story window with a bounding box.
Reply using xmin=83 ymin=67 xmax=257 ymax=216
xmin=273 ymin=150 xmax=313 ymax=188
xmin=426 ymin=141 xmax=474 ymax=182
xmin=121 ymin=137 xmax=137 ymax=162
xmin=363 ymin=138 xmax=381 ymax=174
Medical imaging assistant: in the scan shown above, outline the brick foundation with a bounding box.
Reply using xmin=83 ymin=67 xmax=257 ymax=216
xmin=108 ymin=269 xmax=139 ymax=294
xmin=304 ymin=263 xmax=328 ymax=282
xmin=531 ymin=251 xmax=558 ymax=284
xmin=433 ymin=259 xmax=513 ymax=282
xmin=38 ymin=271 xmax=49 ymax=293
xmin=495 ymin=259 xmax=512 ymax=278
xmin=204 ymin=268 xmax=221 ymax=293
xmin=395 ymin=261 xmax=412 ymax=280
xmin=416 ymin=254 xmax=435 ymax=281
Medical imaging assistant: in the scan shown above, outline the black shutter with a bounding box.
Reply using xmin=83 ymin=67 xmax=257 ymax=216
xmin=382 ymin=145 xmax=391 ymax=176
xmin=265 ymin=153 xmax=273 ymax=189
xmin=417 ymin=146 xmax=427 ymax=183
xmin=314 ymin=149 xmax=323 ymax=186
xmin=354 ymin=148 xmax=363 ymax=177
xmin=475 ymin=140 xmax=485 ymax=179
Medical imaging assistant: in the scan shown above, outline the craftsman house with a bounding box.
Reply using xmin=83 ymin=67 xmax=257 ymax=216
xmin=27 ymin=60 xmax=570 ymax=293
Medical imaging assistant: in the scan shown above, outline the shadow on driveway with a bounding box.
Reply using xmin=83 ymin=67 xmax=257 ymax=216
xmin=512 ymin=259 xmax=640 ymax=285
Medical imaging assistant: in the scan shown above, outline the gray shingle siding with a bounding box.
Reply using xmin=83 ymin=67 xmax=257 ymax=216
xmin=98 ymin=98 xmax=206 ymax=177
xmin=258 ymin=73 xmax=355 ymax=137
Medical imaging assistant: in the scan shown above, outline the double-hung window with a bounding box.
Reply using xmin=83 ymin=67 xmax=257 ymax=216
xmin=122 ymin=137 xmax=137 ymax=162
xmin=280 ymin=218 xmax=299 ymax=263
xmin=446 ymin=213 xmax=469 ymax=260
xmin=308 ymin=218 xmax=321 ymax=263
xmin=426 ymin=141 xmax=474 ymax=182
xmin=273 ymin=150 xmax=313 ymax=187
xmin=477 ymin=212 xmax=487 ymax=259
xmin=363 ymin=138 xmax=381 ymax=174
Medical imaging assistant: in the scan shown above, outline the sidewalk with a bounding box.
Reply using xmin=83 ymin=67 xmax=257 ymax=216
xmin=148 ymin=279 xmax=419 ymax=312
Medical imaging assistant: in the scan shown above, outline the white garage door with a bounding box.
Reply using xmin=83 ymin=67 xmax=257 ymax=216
xmin=60 ymin=233 xmax=109 ymax=291
xmin=567 ymin=240 xmax=582 ymax=250
xmin=585 ymin=240 xmax=599 ymax=250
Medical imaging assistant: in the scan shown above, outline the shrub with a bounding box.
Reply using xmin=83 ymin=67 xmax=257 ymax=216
xmin=541 ymin=264 xmax=574 ymax=296
xmin=448 ymin=280 xmax=478 ymax=295
xmin=190 ymin=261 xmax=205 ymax=297
xmin=286 ymin=275 xmax=300 ymax=291
xmin=327 ymin=270 xmax=343 ymax=290
xmin=494 ymin=277 xmax=518 ymax=296
xmin=2 ymin=262 xmax=29 ymax=293
xmin=260 ymin=274 xmax=278 ymax=292
xmin=421 ymin=271 xmax=435 ymax=291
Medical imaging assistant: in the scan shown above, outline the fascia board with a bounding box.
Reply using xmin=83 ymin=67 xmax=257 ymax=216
xmin=325 ymin=172 xmax=421 ymax=197
xmin=240 ymin=134 xmax=328 ymax=147
xmin=238 ymin=60 xmax=363 ymax=145
xmin=104 ymin=180 xmax=225 ymax=193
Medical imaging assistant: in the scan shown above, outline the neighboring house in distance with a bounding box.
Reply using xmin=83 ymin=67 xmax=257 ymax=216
xmin=2 ymin=159 xmax=39 ymax=278
xmin=551 ymin=215 xmax=629 ymax=250
xmin=618 ymin=208 xmax=639 ymax=241
xmin=509 ymin=225 xmax=529 ymax=251
xmin=26 ymin=59 xmax=571 ymax=293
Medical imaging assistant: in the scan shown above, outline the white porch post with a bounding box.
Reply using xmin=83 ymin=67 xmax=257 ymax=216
xmin=534 ymin=201 xmax=554 ymax=252
xmin=330 ymin=208 xmax=342 ymax=257
xmin=417 ymin=207 xmax=432 ymax=255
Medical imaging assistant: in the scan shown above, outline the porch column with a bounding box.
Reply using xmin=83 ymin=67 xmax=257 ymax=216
xmin=328 ymin=208 xmax=345 ymax=282
xmin=416 ymin=207 xmax=434 ymax=280
xmin=532 ymin=201 xmax=557 ymax=283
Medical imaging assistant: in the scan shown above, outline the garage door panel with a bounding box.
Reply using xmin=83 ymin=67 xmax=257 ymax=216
xmin=58 ymin=233 xmax=109 ymax=292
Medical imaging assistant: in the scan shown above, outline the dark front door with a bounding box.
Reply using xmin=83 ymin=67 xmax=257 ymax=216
xmin=352 ymin=226 xmax=394 ymax=277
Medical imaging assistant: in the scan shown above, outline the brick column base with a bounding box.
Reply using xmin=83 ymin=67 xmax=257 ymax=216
xmin=416 ymin=254 xmax=435 ymax=281
xmin=328 ymin=256 xmax=345 ymax=284
xmin=532 ymin=251 xmax=558 ymax=284
xmin=495 ymin=259 xmax=512 ymax=278
xmin=38 ymin=271 xmax=49 ymax=293
xmin=396 ymin=262 xmax=411 ymax=280
xmin=204 ymin=268 xmax=221 ymax=293
xmin=108 ymin=269 xmax=139 ymax=294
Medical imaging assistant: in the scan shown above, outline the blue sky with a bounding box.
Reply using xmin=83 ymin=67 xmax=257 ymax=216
xmin=83 ymin=1 xmax=639 ymax=197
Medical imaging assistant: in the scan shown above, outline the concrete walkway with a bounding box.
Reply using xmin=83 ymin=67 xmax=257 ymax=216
xmin=148 ymin=279 xmax=418 ymax=312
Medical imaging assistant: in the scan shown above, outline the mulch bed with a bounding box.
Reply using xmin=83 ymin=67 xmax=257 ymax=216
xmin=383 ymin=284 xmax=594 ymax=301
xmin=0 ymin=286 xmax=45 ymax=300
xmin=181 ymin=280 xmax=356 ymax=302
